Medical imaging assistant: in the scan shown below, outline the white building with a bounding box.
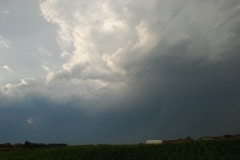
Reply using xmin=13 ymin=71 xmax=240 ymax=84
xmin=146 ymin=140 xmax=163 ymax=144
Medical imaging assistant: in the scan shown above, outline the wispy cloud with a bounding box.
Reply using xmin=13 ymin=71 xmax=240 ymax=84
xmin=3 ymin=65 xmax=12 ymax=72
xmin=38 ymin=47 xmax=52 ymax=57
xmin=25 ymin=117 xmax=34 ymax=124
xmin=1 ymin=78 xmax=36 ymax=95
xmin=0 ymin=35 xmax=10 ymax=48
xmin=25 ymin=117 xmax=38 ymax=125
xmin=212 ymin=19 xmax=224 ymax=29
xmin=0 ymin=7 xmax=9 ymax=21
xmin=0 ymin=7 xmax=9 ymax=14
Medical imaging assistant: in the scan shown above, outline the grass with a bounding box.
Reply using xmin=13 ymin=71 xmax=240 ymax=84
xmin=0 ymin=139 xmax=240 ymax=160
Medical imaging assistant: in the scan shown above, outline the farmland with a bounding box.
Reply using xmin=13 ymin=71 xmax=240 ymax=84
xmin=0 ymin=139 xmax=240 ymax=160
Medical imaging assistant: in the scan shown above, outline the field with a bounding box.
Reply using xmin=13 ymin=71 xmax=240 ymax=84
xmin=0 ymin=140 xmax=240 ymax=160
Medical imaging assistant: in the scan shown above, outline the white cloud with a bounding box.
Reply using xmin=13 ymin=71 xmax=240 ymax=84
xmin=41 ymin=63 xmax=50 ymax=72
xmin=0 ymin=5 xmax=9 ymax=14
xmin=3 ymin=65 xmax=12 ymax=72
xmin=39 ymin=47 xmax=53 ymax=72
xmin=0 ymin=9 xmax=9 ymax=14
xmin=25 ymin=117 xmax=39 ymax=125
xmin=0 ymin=34 xmax=10 ymax=48
xmin=37 ymin=0 xmax=240 ymax=99
xmin=38 ymin=47 xmax=52 ymax=57
xmin=25 ymin=117 xmax=34 ymax=125
xmin=212 ymin=19 xmax=224 ymax=29
xmin=0 ymin=7 xmax=9 ymax=48
xmin=1 ymin=78 xmax=36 ymax=96
xmin=132 ymin=20 xmax=158 ymax=51
xmin=39 ymin=0 xmax=161 ymax=94
xmin=0 ymin=7 xmax=9 ymax=21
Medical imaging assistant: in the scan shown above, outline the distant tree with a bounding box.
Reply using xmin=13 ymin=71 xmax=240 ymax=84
xmin=224 ymin=134 xmax=231 ymax=138
xmin=24 ymin=140 xmax=31 ymax=146
xmin=187 ymin=136 xmax=192 ymax=140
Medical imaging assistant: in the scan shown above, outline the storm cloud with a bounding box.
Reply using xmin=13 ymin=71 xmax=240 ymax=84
xmin=0 ymin=0 xmax=240 ymax=144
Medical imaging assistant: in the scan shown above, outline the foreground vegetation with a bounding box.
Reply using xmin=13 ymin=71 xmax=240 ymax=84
xmin=0 ymin=140 xmax=240 ymax=160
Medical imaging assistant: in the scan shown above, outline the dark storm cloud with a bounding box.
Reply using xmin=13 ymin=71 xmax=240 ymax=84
xmin=1 ymin=52 xmax=240 ymax=144
xmin=0 ymin=94 xmax=160 ymax=144
xmin=128 ymin=48 xmax=240 ymax=139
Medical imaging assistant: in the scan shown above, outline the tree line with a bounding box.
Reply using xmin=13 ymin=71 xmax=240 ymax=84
xmin=0 ymin=141 xmax=67 ymax=148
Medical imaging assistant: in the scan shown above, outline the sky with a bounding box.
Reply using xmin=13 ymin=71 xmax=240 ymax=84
xmin=0 ymin=0 xmax=240 ymax=145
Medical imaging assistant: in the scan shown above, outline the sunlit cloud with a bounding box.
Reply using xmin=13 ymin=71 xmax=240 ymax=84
xmin=3 ymin=65 xmax=12 ymax=72
xmin=39 ymin=0 xmax=162 ymax=96
xmin=1 ymin=78 xmax=36 ymax=96
xmin=38 ymin=0 xmax=240 ymax=98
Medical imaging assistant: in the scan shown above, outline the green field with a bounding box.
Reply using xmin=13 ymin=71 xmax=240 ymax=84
xmin=0 ymin=140 xmax=240 ymax=160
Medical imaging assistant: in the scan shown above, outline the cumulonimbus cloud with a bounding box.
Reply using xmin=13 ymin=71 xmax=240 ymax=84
xmin=0 ymin=0 xmax=240 ymax=144
xmin=40 ymin=0 xmax=159 ymax=89
xmin=39 ymin=0 xmax=240 ymax=99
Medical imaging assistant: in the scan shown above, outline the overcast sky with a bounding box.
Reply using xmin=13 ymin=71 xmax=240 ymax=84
xmin=0 ymin=0 xmax=240 ymax=144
